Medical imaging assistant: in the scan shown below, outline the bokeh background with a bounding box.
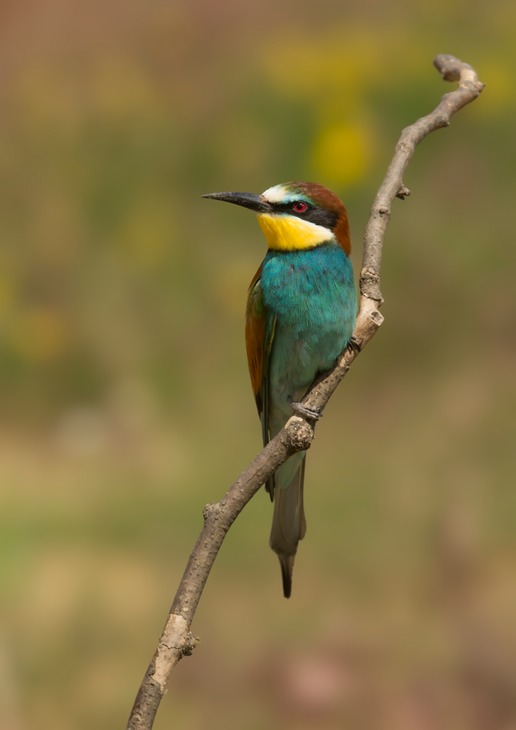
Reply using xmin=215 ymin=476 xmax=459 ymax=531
xmin=1 ymin=1 xmax=515 ymax=728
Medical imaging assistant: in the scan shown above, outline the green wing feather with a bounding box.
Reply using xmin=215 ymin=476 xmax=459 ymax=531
xmin=245 ymin=266 xmax=276 ymax=497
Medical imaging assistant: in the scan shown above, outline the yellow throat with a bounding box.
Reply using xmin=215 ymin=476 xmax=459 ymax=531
xmin=258 ymin=213 xmax=332 ymax=251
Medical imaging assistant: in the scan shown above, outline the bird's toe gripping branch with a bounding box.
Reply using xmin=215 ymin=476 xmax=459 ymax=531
xmin=347 ymin=336 xmax=362 ymax=354
xmin=291 ymin=402 xmax=322 ymax=421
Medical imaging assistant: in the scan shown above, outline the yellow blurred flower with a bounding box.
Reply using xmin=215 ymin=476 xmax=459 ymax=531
xmin=311 ymin=121 xmax=373 ymax=186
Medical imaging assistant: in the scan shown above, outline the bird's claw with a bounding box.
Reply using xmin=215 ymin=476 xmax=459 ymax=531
xmin=347 ymin=336 xmax=361 ymax=354
xmin=291 ymin=402 xmax=322 ymax=421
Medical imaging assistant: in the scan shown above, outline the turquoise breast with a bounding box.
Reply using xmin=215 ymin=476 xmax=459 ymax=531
xmin=261 ymin=242 xmax=356 ymax=429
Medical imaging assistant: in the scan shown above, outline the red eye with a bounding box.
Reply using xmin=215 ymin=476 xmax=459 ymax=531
xmin=292 ymin=201 xmax=308 ymax=213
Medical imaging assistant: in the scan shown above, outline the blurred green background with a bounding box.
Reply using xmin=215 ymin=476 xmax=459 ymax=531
xmin=1 ymin=1 xmax=515 ymax=728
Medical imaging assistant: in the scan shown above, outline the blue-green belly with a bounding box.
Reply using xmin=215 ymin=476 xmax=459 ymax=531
xmin=261 ymin=242 xmax=357 ymax=438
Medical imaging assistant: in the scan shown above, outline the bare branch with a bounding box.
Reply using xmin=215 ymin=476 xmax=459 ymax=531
xmin=127 ymin=54 xmax=484 ymax=730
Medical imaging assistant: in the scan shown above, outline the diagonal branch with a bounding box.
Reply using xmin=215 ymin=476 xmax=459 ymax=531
xmin=127 ymin=54 xmax=484 ymax=730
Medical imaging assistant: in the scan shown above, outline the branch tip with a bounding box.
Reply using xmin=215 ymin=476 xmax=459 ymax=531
xmin=434 ymin=54 xmax=464 ymax=82
xmin=433 ymin=54 xmax=484 ymax=95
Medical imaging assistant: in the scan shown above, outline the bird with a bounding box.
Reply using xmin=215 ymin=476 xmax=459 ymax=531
xmin=203 ymin=181 xmax=357 ymax=598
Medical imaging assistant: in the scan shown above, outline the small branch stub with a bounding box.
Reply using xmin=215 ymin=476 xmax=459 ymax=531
xmin=396 ymin=184 xmax=411 ymax=200
xmin=285 ymin=416 xmax=314 ymax=451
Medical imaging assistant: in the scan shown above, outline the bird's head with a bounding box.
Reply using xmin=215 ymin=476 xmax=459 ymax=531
xmin=203 ymin=181 xmax=351 ymax=255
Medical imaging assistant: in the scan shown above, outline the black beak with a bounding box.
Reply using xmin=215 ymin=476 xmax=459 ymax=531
xmin=202 ymin=191 xmax=271 ymax=213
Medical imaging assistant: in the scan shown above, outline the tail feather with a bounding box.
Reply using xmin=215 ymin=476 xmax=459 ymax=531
xmin=269 ymin=456 xmax=306 ymax=598
xmin=279 ymin=555 xmax=296 ymax=599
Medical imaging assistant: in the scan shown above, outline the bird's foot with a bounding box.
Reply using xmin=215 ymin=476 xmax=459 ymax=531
xmin=347 ymin=336 xmax=361 ymax=354
xmin=291 ymin=402 xmax=322 ymax=421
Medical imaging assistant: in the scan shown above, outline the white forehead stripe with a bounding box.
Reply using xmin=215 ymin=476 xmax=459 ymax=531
xmin=261 ymin=183 xmax=290 ymax=203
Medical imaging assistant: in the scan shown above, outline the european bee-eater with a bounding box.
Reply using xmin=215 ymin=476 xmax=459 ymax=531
xmin=203 ymin=182 xmax=357 ymax=597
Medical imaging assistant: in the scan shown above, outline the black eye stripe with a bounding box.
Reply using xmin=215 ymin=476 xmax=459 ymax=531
xmin=274 ymin=202 xmax=311 ymax=214
xmin=271 ymin=202 xmax=338 ymax=230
